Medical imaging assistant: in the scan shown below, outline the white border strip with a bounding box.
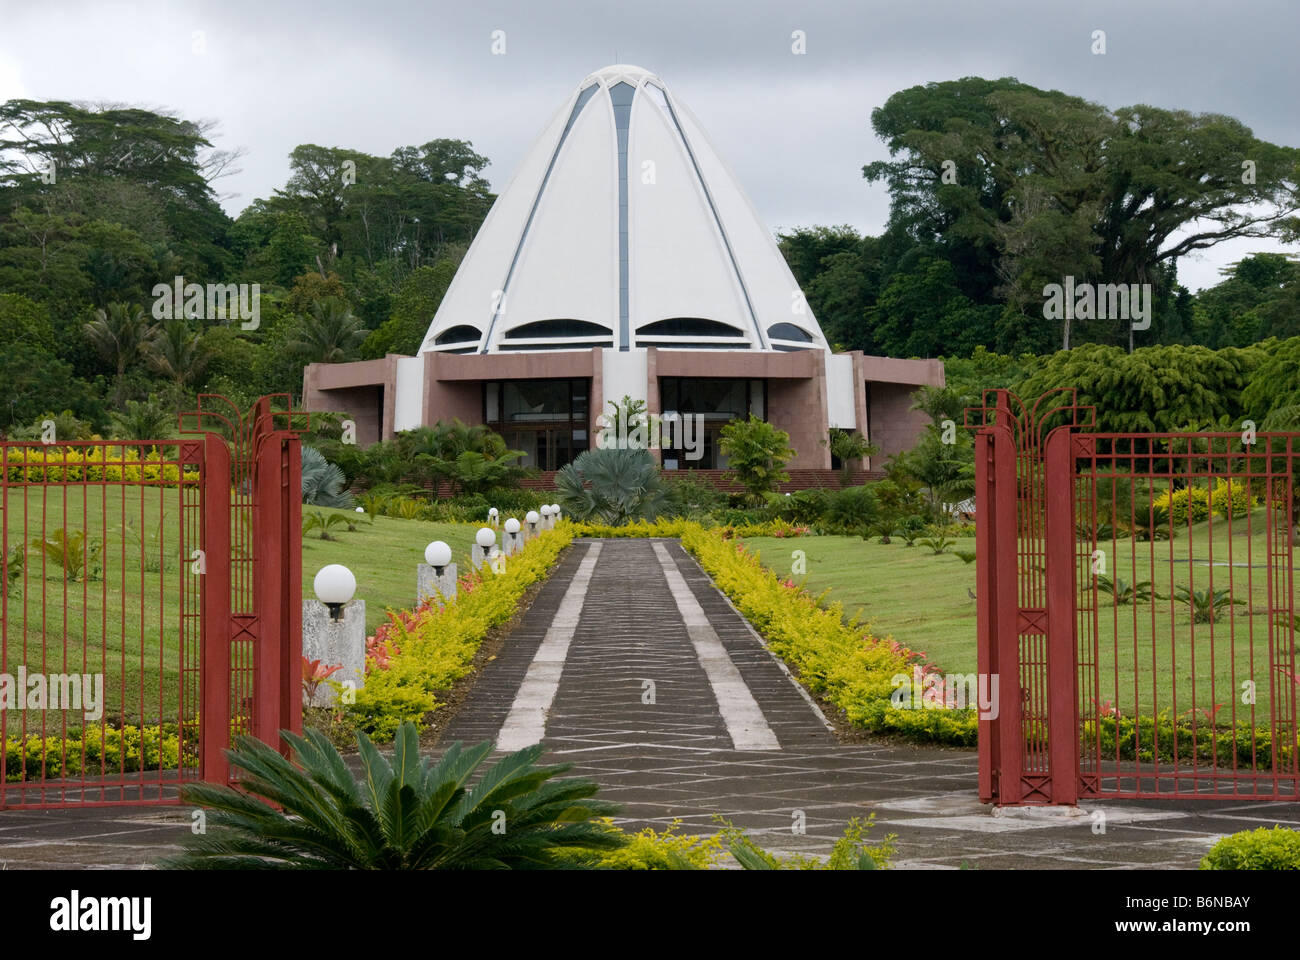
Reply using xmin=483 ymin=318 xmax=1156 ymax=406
xmin=495 ymin=542 xmax=602 ymax=751
xmin=652 ymin=542 xmax=780 ymax=750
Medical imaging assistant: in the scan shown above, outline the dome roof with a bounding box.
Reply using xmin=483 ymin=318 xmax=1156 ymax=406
xmin=423 ymin=66 xmax=828 ymax=354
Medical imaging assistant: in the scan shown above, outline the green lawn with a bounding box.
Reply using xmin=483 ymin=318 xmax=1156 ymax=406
xmin=745 ymin=516 xmax=1299 ymax=725
xmin=3 ymin=482 xmax=480 ymax=730
xmin=741 ymin=534 xmax=980 ymax=674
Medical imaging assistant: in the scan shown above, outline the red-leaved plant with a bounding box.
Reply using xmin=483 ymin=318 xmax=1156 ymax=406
xmin=302 ymin=657 xmax=344 ymax=705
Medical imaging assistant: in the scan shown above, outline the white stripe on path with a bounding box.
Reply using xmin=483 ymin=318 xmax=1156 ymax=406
xmin=495 ymin=542 xmax=602 ymax=752
xmin=651 ymin=542 xmax=780 ymax=751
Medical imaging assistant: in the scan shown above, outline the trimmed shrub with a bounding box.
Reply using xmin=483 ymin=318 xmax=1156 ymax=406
xmin=1201 ymin=826 xmax=1300 ymax=870
xmin=350 ymin=526 xmax=572 ymax=739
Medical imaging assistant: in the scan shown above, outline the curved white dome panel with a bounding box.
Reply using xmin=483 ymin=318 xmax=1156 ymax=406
xmin=421 ymin=65 xmax=828 ymax=354
xmin=670 ymin=98 xmax=828 ymax=349
xmin=422 ymin=98 xmax=572 ymax=351
xmin=496 ymin=90 xmax=617 ymax=341
xmin=628 ymin=90 xmax=750 ymax=340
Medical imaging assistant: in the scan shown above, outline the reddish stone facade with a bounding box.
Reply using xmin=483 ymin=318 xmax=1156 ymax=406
xmin=303 ymin=348 xmax=943 ymax=471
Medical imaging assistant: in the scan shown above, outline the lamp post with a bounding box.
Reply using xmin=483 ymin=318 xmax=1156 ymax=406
xmin=504 ymin=517 xmax=521 ymax=555
xmin=540 ymin=504 xmax=552 ymax=530
xmin=525 ymin=510 xmax=540 ymax=539
xmin=474 ymin=527 xmax=497 ymax=570
xmin=488 ymin=507 xmax=499 ymax=528
xmin=418 ymin=540 xmax=456 ymax=604
xmin=551 ymin=503 xmax=562 ymax=523
xmin=304 ymin=564 xmax=364 ymax=708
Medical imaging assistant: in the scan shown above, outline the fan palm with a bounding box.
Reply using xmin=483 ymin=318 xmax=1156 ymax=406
xmin=287 ymin=297 xmax=367 ymax=364
xmin=555 ymin=447 xmax=664 ymax=525
xmin=162 ymin=723 xmax=624 ymax=869
xmin=301 ymin=446 xmax=354 ymax=508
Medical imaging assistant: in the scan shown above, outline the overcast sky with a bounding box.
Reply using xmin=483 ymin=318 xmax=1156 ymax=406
xmin=2 ymin=0 xmax=1297 ymax=292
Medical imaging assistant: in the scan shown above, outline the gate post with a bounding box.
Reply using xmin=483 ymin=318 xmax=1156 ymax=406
xmin=975 ymin=428 xmax=1000 ymax=801
xmin=281 ymin=435 xmax=303 ymax=739
xmin=200 ymin=433 xmax=232 ymax=784
xmin=991 ymin=418 xmax=1023 ymax=803
xmin=1043 ymin=428 xmax=1079 ymax=804
xmin=253 ymin=434 xmax=285 ymax=750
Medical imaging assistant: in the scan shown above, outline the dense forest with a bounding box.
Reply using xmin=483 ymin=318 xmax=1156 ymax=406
xmin=1 ymin=75 xmax=1298 ymax=441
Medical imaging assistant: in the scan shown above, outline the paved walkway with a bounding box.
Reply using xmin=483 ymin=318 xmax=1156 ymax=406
xmin=2 ymin=537 xmax=1298 ymax=869
xmin=440 ymin=538 xmax=1300 ymax=868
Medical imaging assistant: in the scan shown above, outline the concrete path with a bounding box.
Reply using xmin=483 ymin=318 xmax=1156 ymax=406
xmin=440 ymin=538 xmax=1300 ymax=869
xmin=2 ymin=537 xmax=1298 ymax=869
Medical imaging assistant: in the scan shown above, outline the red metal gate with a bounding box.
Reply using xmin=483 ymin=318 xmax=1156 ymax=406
xmin=0 ymin=395 xmax=303 ymax=809
xmin=970 ymin=389 xmax=1300 ymax=804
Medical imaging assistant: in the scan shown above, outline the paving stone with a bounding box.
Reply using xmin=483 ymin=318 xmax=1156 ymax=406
xmin=4 ymin=537 xmax=1299 ymax=869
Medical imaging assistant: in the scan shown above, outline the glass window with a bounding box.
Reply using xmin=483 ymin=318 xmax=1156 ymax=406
xmin=503 ymin=380 xmax=570 ymax=421
xmin=767 ymin=322 xmax=814 ymax=343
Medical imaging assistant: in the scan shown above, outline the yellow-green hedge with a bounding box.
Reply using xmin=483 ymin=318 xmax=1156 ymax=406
xmin=680 ymin=523 xmax=977 ymax=744
xmin=4 ymin=722 xmax=187 ymax=778
xmin=350 ymin=526 xmax=573 ymax=739
xmin=4 ymin=448 xmax=198 ymax=484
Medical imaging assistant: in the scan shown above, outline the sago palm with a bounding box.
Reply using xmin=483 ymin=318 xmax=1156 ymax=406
xmin=163 ymin=723 xmax=623 ymax=869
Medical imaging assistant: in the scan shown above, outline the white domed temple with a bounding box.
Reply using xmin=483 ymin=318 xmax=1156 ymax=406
xmin=304 ymin=65 xmax=942 ymax=476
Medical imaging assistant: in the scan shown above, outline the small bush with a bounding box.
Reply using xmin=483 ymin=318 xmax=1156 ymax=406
xmin=1150 ymin=481 xmax=1255 ymax=526
xmin=1201 ymin=826 xmax=1300 ymax=870
xmin=662 ymin=475 xmax=728 ymax=520
xmin=567 ymin=819 xmax=726 ymax=869
xmin=821 ymin=485 xmax=879 ymax=533
xmin=766 ymin=488 xmax=830 ymax=525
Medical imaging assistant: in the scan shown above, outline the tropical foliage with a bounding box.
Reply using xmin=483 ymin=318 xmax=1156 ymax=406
xmin=164 ymin=722 xmax=622 ymax=870
xmin=718 ymin=415 xmax=794 ymax=505
xmin=555 ymin=448 xmax=664 ymax=525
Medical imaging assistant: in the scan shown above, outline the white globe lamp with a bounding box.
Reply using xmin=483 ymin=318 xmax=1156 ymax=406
xmin=424 ymin=540 xmax=452 ymax=574
xmin=313 ymin=564 xmax=356 ymax=622
xmin=475 ymin=527 xmax=496 ymax=562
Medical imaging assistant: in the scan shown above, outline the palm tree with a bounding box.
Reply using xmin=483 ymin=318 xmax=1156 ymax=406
xmin=287 ymin=297 xmax=367 ymax=364
xmin=146 ymin=319 xmax=210 ymax=386
xmin=83 ymin=302 xmax=156 ymax=404
xmin=301 ymin=446 xmax=354 ymax=508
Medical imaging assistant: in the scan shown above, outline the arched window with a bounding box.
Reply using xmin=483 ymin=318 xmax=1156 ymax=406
xmin=638 ymin=317 xmax=745 ymax=339
xmin=766 ymin=323 xmax=814 ymax=343
xmin=504 ymin=319 xmax=613 ymax=339
xmin=434 ymin=325 xmax=481 ymax=345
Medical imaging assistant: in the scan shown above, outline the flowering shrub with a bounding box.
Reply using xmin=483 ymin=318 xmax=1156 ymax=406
xmin=350 ymin=527 xmax=572 ymax=739
xmin=302 ymin=657 xmax=343 ymax=704
xmin=1087 ymin=710 xmax=1292 ymax=767
xmin=570 ymin=517 xmax=811 ymax=540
